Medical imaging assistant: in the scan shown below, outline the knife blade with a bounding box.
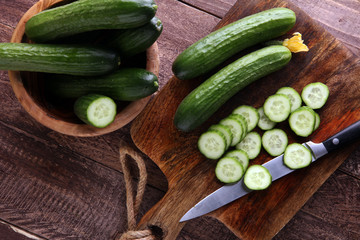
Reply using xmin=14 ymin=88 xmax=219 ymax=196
xmin=180 ymin=120 xmax=360 ymax=222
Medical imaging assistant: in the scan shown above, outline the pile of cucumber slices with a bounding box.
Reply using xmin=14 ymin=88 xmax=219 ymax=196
xmin=198 ymin=82 xmax=329 ymax=189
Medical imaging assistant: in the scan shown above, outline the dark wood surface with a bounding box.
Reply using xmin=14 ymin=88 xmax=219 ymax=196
xmin=0 ymin=0 xmax=359 ymax=239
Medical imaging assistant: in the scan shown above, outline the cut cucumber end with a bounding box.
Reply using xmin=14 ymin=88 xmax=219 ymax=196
xmin=263 ymin=94 xmax=291 ymax=122
xmin=262 ymin=128 xmax=288 ymax=156
xmin=74 ymin=94 xmax=117 ymax=128
xmin=289 ymin=106 xmax=316 ymax=137
xmin=225 ymin=149 xmax=249 ymax=170
xmin=236 ymin=132 xmax=262 ymax=159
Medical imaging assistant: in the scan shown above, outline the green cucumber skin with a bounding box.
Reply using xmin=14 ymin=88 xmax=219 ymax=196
xmin=107 ymin=17 xmax=163 ymax=57
xmin=73 ymin=94 xmax=116 ymax=128
xmin=174 ymin=45 xmax=292 ymax=132
xmin=25 ymin=0 xmax=158 ymax=43
xmin=46 ymin=68 xmax=159 ymax=101
xmin=172 ymin=8 xmax=296 ymax=80
xmin=0 ymin=43 xmax=120 ymax=76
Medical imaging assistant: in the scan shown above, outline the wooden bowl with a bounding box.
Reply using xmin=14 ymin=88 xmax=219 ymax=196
xmin=8 ymin=0 xmax=160 ymax=137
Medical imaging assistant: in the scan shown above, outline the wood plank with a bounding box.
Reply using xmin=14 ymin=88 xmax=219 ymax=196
xmin=0 ymin=220 xmax=43 ymax=240
xmin=180 ymin=0 xmax=235 ymax=18
xmin=0 ymin=121 xmax=165 ymax=239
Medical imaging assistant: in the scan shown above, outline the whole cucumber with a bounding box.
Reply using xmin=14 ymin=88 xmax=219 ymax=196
xmin=0 ymin=43 xmax=120 ymax=76
xmin=107 ymin=17 xmax=163 ymax=57
xmin=46 ymin=68 xmax=159 ymax=101
xmin=172 ymin=8 xmax=296 ymax=80
xmin=174 ymin=45 xmax=292 ymax=132
xmin=25 ymin=0 xmax=158 ymax=42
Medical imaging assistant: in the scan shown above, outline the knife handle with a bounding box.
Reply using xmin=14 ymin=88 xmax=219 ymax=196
xmin=323 ymin=120 xmax=360 ymax=153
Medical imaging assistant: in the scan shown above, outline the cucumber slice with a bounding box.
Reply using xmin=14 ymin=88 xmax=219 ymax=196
xmin=257 ymin=106 xmax=276 ymax=130
xmin=314 ymin=112 xmax=320 ymax=131
xmin=276 ymin=87 xmax=302 ymax=112
xmin=235 ymin=132 xmax=262 ymax=160
xmin=219 ymin=117 xmax=244 ymax=146
xmin=215 ymin=157 xmax=244 ymax=183
xmin=74 ymin=94 xmax=117 ymax=128
xmin=232 ymin=105 xmax=259 ymax=132
xmin=225 ymin=149 xmax=249 ymax=170
xmin=263 ymin=94 xmax=291 ymax=122
xmin=289 ymin=106 xmax=316 ymax=137
xmin=244 ymin=165 xmax=272 ymax=190
xmin=262 ymin=128 xmax=288 ymax=156
xmin=284 ymin=143 xmax=312 ymax=169
xmin=228 ymin=113 xmax=248 ymax=140
xmin=198 ymin=130 xmax=226 ymax=160
xmin=209 ymin=124 xmax=233 ymax=149
xmin=301 ymin=82 xmax=329 ymax=109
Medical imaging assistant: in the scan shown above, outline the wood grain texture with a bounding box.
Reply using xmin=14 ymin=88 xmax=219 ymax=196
xmin=180 ymin=0 xmax=235 ymax=18
xmin=0 ymin=0 xmax=359 ymax=239
xmin=131 ymin=0 xmax=360 ymax=239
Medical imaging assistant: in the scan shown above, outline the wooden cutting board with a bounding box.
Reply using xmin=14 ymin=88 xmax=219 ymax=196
xmin=130 ymin=0 xmax=360 ymax=239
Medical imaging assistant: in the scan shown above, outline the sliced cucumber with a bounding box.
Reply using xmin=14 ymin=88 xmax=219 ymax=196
xmin=233 ymin=105 xmax=259 ymax=132
xmin=236 ymin=132 xmax=262 ymax=160
xmin=301 ymin=82 xmax=329 ymax=109
xmin=276 ymin=87 xmax=302 ymax=112
xmin=225 ymin=149 xmax=249 ymax=170
xmin=227 ymin=113 xmax=248 ymax=140
xmin=209 ymin=124 xmax=233 ymax=149
xmin=284 ymin=143 xmax=312 ymax=169
xmin=198 ymin=130 xmax=226 ymax=160
xmin=244 ymin=165 xmax=272 ymax=190
xmin=219 ymin=117 xmax=244 ymax=146
xmin=263 ymin=94 xmax=291 ymax=122
xmin=262 ymin=128 xmax=288 ymax=156
xmin=215 ymin=157 xmax=244 ymax=183
xmin=289 ymin=106 xmax=316 ymax=137
xmin=74 ymin=94 xmax=117 ymax=128
xmin=314 ymin=112 xmax=320 ymax=131
xmin=257 ymin=106 xmax=276 ymax=130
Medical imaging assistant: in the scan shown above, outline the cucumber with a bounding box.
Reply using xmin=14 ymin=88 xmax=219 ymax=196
xmin=301 ymin=82 xmax=329 ymax=109
xmin=74 ymin=94 xmax=117 ymax=128
xmin=263 ymin=94 xmax=292 ymax=122
xmin=0 ymin=43 xmax=120 ymax=76
xmin=174 ymin=45 xmax=292 ymax=132
xmin=209 ymin=124 xmax=233 ymax=150
xmin=225 ymin=149 xmax=249 ymax=170
xmin=232 ymin=105 xmax=259 ymax=132
xmin=257 ymin=107 xmax=276 ymax=130
xmin=215 ymin=157 xmax=244 ymax=184
xmin=219 ymin=117 xmax=244 ymax=147
xmin=262 ymin=128 xmax=288 ymax=156
xmin=107 ymin=17 xmax=163 ymax=57
xmin=244 ymin=165 xmax=272 ymax=190
xmin=25 ymin=0 xmax=158 ymax=42
xmin=45 ymin=68 xmax=159 ymax=101
xmin=172 ymin=8 xmax=296 ymax=80
xmin=283 ymin=143 xmax=312 ymax=169
xmin=289 ymin=106 xmax=316 ymax=137
xmin=314 ymin=112 xmax=320 ymax=131
xmin=236 ymin=132 xmax=262 ymax=160
xmin=198 ymin=130 xmax=227 ymax=160
xmin=276 ymin=87 xmax=302 ymax=112
xmin=227 ymin=113 xmax=248 ymax=140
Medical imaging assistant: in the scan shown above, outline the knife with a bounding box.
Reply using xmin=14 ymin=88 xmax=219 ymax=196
xmin=180 ymin=120 xmax=360 ymax=222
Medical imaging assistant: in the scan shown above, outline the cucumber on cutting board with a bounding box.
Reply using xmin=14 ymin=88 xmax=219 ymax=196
xmin=0 ymin=43 xmax=120 ymax=76
xmin=172 ymin=7 xmax=296 ymax=80
xmin=107 ymin=17 xmax=163 ymax=57
xmin=25 ymin=0 xmax=158 ymax=42
xmin=74 ymin=94 xmax=117 ymax=128
xmin=174 ymin=45 xmax=292 ymax=132
xmin=46 ymin=68 xmax=159 ymax=101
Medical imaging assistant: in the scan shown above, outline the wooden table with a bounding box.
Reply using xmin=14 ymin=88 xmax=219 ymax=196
xmin=0 ymin=0 xmax=359 ymax=239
